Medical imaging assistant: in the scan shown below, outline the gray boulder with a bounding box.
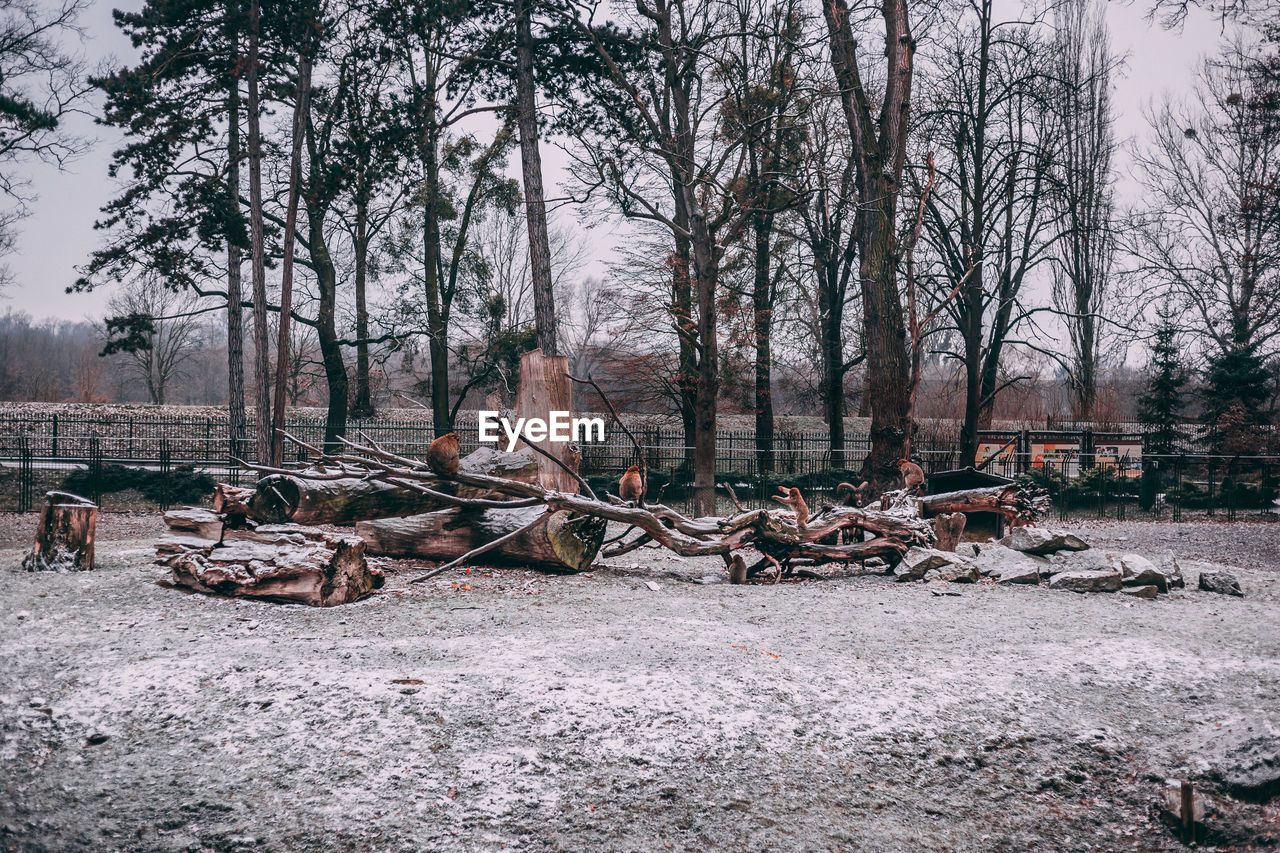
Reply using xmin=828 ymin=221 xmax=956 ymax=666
xmin=997 ymin=562 xmax=1042 ymax=585
xmin=1048 ymin=570 xmax=1122 ymax=593
xmin=1048 ymin=549 xmax=1117 ymax=573
xmin=1118 ymin=554 xmax=1176 ymax=593
xmin=954 ymin=542 xmax=980 ymax=559
xmin=1007 ymin=527 xmax=1089 ymax=555
xmin=973 ymin=543 xmax=1048 ymax=578
xmin=1199 ymin=570 xmax=1244 ymax=597
xmin=924 ymin=562 xmax=980 ymax=583
xmin=895 ymin=547 xmax=971 ymax=582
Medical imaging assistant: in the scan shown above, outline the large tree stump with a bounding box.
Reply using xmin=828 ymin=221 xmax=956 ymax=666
xmin=22 ymin=491 xmax=97 ymax=572
xmin=357 ymin=505 xmax=606 ymax=573
xmin=931 ymin=513 xmax=967 ymax=552
xmin=514 ymin=349 xmax=580 ymax=493
xmin=157 ymin=525 xmax=383 ymax=606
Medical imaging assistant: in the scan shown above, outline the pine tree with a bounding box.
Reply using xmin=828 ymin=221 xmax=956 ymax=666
xmin=1201 ymin=341 xmax=1275 ymax=453
xmin=1137 ymin=314 xmax=1187 ymax=454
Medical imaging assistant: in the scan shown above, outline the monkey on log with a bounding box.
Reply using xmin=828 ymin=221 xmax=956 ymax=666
xmin=773 ymin=487 xmax=809 ymax=528
xmin=618 ymin=465 xmax=644 ymax=504
xmin=897 ymin=459 xmax=926 ymax=495
xmin=427 ymin=433 xmax=461 ymax=475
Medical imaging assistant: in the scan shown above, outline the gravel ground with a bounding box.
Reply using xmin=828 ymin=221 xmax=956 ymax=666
xmin=1 ymin=518 xmax=1278 ymax=852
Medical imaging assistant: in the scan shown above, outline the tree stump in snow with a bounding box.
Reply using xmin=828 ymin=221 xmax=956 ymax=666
xmin=22 ymin=491 xmax=97 ymax=572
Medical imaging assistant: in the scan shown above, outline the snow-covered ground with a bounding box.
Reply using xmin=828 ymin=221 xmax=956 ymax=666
xmin=1 ymin=518 xmax=1278 ymax=852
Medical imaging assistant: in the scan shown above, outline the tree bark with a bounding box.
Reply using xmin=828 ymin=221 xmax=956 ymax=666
xmin=249 ymin=475 xmax=448 ymax=525
xmin=753 ymin=211 xmax=775 ymax=475
xmin=246 ymin=0 xmax=272 ymax=465
xmin=225 ymin=0 xmax=246 ymax=454
xmin=514 ymin=349 xmax=579 ymax=493
xmin=351 ymin=195 xmax=374 ymax=418
xmin=22 ymin=491 xmax=97 ymax=572
xmin=513 ymin=0 xmax=557 ymax=356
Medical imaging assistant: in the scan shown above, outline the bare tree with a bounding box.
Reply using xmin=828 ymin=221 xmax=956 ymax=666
xmin=105 ymin=281 xmax=207 ymax=405
xmin=1126 ymin=36 xmax=1280 ymax=363
xmin=1048 ymin=0 xmax=1121 ymax=421
xmin=0 ymin=0 xmax=91 ymax=287
xmin=821 ymin=0 xmax=916 ymax=490
xmin=915 ymin=5 xmax=1058 ymax=466
xmin=564 ymin=0 xmax=747 ymax=514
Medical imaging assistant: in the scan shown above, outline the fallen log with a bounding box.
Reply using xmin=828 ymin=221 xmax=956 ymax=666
xmin=163 ymin=507 xmax=224 ymax=542
xmin=918 ymin=484 xmax=1045 ymax=526
xmin=157 ymin=525 xmax=383 ymax=606
xmin=22 ymin=491 xmax=97 ymax=572
xmin=212 ymin=483 xmax=255 ymax=517
xmin=357 ymin=505 xmax=607 ymax=574
xmin=246 ymin=447 xmax=541 ymax=525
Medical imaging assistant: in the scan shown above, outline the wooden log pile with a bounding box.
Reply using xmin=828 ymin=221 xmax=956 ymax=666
xmin=156 ymin=509 xmax=384 ymax=606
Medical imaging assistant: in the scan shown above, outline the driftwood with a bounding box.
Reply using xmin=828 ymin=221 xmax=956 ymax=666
xmin=918 ymin=484 xmax=1046 ymax=527
xmin=22 ymin=491 xmax=97 ymax=572
xmin=358 ymin=505 xmax=607 ymax=574
xmin=157 ymin=524 xmax=383 ymax=606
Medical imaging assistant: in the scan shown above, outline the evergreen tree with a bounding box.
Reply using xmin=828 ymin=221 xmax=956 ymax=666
xmin=1201 ymin=341 xmax=1275 ymax=453
xmin=1137 ymin=314 xmax=1187 ymax=454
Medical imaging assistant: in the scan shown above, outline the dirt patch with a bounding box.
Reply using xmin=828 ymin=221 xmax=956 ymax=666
xmin=0 ymin=512 xmax=167 ymax=551
xmin=1 ymin=520 xmax=1278 ymax=852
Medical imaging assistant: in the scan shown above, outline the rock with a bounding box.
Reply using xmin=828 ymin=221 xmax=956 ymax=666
xmin=1048 ymin=570 xmax=1122 ymax=593
xmin=1199 ymin=570 xmax=1243 ymax=597
xmin=973 ymin=543 xmax=1047 ymax=578
xmin=1047 ymin=549 xmax=1117 ymax=574
xmin=1159 ymin=557 xmax=1187 ymax=589
xmin=924 ymin=562 xmax=980 ymax=583
xmin=643 ymin=580 xmax=662 ymax=592
xmin=1204 ymin=720 xmax=1280 ymax=801
xmin=1118 ymin=554 xmax=1174 ymax=593
xmin=1008 ymin=527 xmax=1089 ymax=555
xmin=895 ymin=547 xmax=971 ymax=582
xmin=1120 ymin=585 xmax=1159 ymax=600
xmin=954 ymin=542 xmax=980 ymax=559
xmin=997 ymin=563 xmax=1042 ymax=585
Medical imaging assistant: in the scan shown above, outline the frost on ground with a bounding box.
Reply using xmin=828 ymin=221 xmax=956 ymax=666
xmin=1 ymin=519 xmax=1278 ymax=852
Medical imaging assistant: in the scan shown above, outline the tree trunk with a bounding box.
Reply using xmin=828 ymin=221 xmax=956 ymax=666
xmin=514 ymin=349 xmax=579 ymax=493
xmin=22 ymin=491 xmax=97 ymax=572
xmin=357 ymin=506 xmax=606 ymax=573
xmin=822 ymin=0 xmax=915 ymax=494
xmin=351 ymin=198 xmax=374 ymax=419
xmin=310 ymin=208 xmax=349 ymax=454
xmin=513 ymin=0 xmax=557 ymax=356
xmin=225 ymin=1 xmax=246 ymax=453
xmin=753 ymin=212 xmax=775 ymax=475
xmin=246 ymin=0 xmax=272 ymax=465
xmin=249 ymin=475 xmax=448 ymax=525
xmin=271 ymin=51 xmax=313 ymax=468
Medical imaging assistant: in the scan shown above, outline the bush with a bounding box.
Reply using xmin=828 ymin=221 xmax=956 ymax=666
xmin=61 ymin=464 xmax=215 ymax=504
xmin=1139 ymin=466 xmax=1160 ymax=511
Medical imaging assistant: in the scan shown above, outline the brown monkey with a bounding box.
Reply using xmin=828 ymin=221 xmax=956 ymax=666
xmin=897 ymin=458 xmax=925 ymax=494
xmin=619 ymin=465 xmax=644 ymax=503
xmin=427 ymin=432 xmax=461 ymax=475
xmin=772 ymin=486 xmax=809 ymax=528
xmin=835 ymin=481 xmax=871 ymax=507
xmin=728 ymin=554 xmax=748 ymax=585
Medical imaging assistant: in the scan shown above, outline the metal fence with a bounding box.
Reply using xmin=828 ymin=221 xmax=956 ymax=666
xmin=0 ymin=412 xmax=1276 ymax=521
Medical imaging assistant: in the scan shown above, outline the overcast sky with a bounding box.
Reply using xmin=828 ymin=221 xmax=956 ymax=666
xmin=2 ymin=0 xmax=1226 ymax=323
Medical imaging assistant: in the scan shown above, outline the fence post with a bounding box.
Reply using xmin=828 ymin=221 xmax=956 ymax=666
xmin=51 ymin=414 xmax=58 ymax=458
xmin=18 ymin=434 xmax=33 ymax=513
xmin=88 ymin=435 xmax=102 ymax=507
xmin=1173 ymin=455 xmax=1183 ymax=522
xmin=1207 ymin=460 xmax=1216 ymax=518
xmin=159 ymin=437 xmax=172 ymax=511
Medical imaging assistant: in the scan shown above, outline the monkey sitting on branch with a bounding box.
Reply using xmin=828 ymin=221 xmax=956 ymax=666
xmin=772 ymin=486 xmax=809 ymax=529
xmin=427 ymin=433 xmax=461 ymax=475
xmin=618 ymin=465 xmax=644 ymax=506
xmin=897 ymin=458 xmax=926 ymax=495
